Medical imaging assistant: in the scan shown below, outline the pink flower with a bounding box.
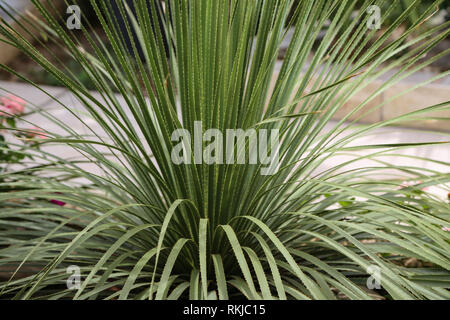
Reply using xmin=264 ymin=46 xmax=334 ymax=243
xmin=50 ymin=192 xmax=66 ymax=207
xmin=50 ymin=199 xmax=66 ymax=206
xmin=443 ymin=227 xmax=450 ymax=232
xmin=398 ymin=180 xmax=430 ymax=192
xmin=0 ymin=105 xmax=11 ymax=118
xmin=0 ymin=94 xmax=26 ymax=117
xmin=26 ymin=126 xmax=47 ymax=139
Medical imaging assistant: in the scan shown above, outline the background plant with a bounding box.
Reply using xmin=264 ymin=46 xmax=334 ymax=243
xmin=0 ymin=0 xmax=449 ymax=300
xmin=0 ymin=94 xmax=43 ymax=173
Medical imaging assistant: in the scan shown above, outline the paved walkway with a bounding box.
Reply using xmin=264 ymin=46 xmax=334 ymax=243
xmin=1 ymin=80 xmax=449 ymax=198
xmin=0 ymin=0 xmax=30 ymax=24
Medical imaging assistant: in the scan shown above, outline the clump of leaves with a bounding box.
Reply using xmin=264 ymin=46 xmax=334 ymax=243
xmin=0 ymin=0 xmax=449 ymax=300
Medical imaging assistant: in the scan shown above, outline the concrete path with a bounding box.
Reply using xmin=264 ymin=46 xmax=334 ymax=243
xmin=1 ymin=80 xmax=449 ymax=198
xmin=0 ymin=0 xmax=29 ymax=24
